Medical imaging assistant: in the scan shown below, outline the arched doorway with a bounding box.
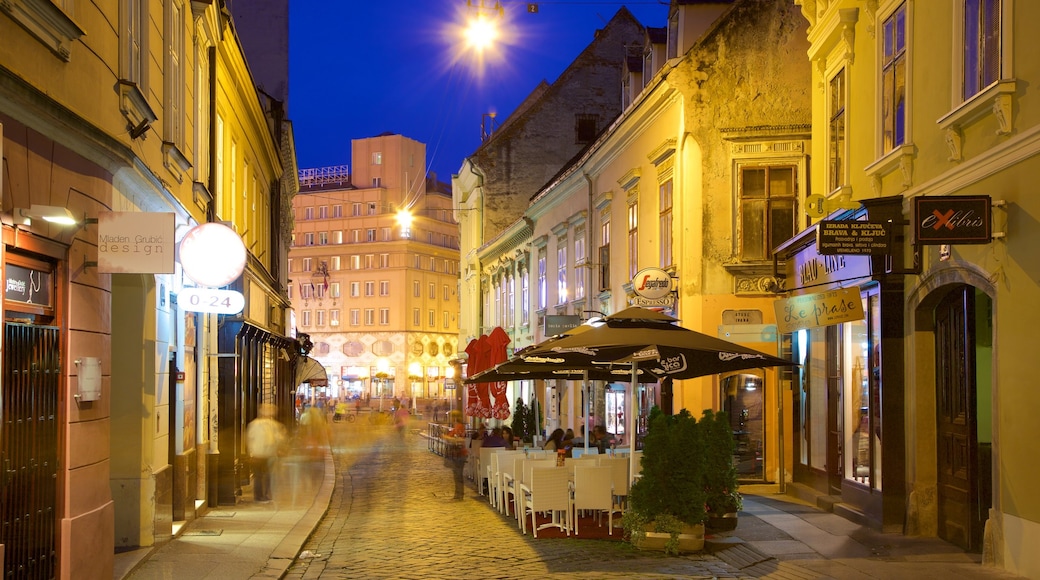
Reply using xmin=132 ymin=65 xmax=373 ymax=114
xmin=933 ymin=284 xmax=992 ymax=552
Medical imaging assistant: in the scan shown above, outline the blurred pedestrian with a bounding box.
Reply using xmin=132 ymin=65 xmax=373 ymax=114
xmin=246 ymin=404 xmax=287 ymax=503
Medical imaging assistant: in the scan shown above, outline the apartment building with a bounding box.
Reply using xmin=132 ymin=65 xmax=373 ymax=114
xmin=292 ymin=134 xmax=460 ymax=411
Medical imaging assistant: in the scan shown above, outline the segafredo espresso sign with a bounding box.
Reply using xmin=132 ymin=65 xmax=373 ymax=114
xmin=631 ymin=267 xmax=673 ymax=307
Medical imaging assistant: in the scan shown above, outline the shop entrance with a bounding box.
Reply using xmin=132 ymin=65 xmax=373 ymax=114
xmin=934 ymin=284 xmax=991 ymax=552
xmin=1 ymin=323 xmax=59 ymax=579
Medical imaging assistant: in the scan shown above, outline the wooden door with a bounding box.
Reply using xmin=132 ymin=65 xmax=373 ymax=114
xmin=935 ymin=286 xmax=981 ymax=551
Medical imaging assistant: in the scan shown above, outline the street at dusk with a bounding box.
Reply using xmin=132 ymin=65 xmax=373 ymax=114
xmin=2 ymin=1 xmax=1040 ymax=579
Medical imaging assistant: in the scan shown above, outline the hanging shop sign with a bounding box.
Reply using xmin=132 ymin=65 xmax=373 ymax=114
xmin=817 ymin=220 xmax=891 ymax=255
xmin=98 ymin=211 xmax=176 ymax=274
xmin=179 ymin=287 xmax=245 ymax=315
xmin=631 ymin=267 xmax=674 ymax=307
xmin=178 ymin=222 xmax=247 ymax=287
xmin=773 ymin=287 xmax=865 ymax=334
xmin=544 ymin=315 xmax=581 ymax=336
xmin=914 ymin=195 xmax=991 ymax=244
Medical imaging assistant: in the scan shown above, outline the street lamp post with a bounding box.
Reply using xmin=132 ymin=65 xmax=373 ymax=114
xmin=375 ymin=358 xmax=390 ymax=412
xmin=408 ymin=362 xmax=423 ymax=415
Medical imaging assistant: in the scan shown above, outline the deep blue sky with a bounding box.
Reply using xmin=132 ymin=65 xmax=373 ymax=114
xmin=289 ymin=1 xmax=670 ymax=183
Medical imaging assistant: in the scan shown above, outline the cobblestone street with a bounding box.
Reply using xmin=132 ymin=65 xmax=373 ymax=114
xmin=283 ymin=421 xmax=742 ymax=579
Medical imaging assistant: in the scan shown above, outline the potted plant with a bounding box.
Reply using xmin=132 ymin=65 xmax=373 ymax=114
xmin=623 ymin=407 xmax=707 ymax=554
xmin=701 ymin=409 xmax=742 ymax=533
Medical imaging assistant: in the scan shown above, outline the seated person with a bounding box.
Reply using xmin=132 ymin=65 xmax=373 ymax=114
xmin=592 ymin=425 xmax=617 ymax=453
xmin=482 ymin=427 xmax=507 ymax=448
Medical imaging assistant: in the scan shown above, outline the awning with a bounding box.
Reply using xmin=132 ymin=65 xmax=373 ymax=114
xmin=295 ymin=355 xmax=328 ymax=386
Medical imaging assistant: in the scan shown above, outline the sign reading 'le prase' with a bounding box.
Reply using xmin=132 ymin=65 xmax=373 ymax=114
xmin=914 ymin=195 xmax=991 ymax=245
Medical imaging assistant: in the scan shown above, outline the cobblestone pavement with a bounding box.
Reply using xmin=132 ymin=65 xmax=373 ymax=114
xmin=283 ymin=421 xmax=1026 ymax=580
xmin=283 ymin=422 xmax=744 ymax=580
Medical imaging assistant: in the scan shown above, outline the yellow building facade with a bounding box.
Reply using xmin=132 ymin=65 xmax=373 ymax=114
xmin=778 ymin=0 xmax=1040 ymax=575
xmin=1 ymin=1 xmax=293 ymax=576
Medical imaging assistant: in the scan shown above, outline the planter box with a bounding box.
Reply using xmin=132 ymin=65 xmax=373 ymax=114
xmin=706 ymin=512 xmax=739 ymax=533
xmin=635 ymin=523 xmax=705 ymax=553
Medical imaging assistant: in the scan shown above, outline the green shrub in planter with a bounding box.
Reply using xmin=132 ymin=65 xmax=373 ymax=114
xmin=701 ymin=409 xmax=742 ymax=524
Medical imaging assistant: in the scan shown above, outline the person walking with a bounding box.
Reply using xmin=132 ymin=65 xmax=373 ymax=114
xmin=246 ymin=403 xmax=287 ymax=503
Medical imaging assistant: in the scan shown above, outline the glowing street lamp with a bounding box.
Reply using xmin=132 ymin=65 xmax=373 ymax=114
xmin=464 ymin=13 xmax=498 ymax=51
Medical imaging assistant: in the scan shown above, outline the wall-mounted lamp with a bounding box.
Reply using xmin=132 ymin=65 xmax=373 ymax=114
xmin=75 ymin=357 xmax=102 ymax=402
xmin=15 ymin=205 xmax=78 ymax=226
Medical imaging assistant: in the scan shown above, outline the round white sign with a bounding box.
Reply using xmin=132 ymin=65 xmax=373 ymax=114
xmin=178 ymin=223 xmax=247 ymax=287
xmin=631 ymin=267 xmax=672 ymax=299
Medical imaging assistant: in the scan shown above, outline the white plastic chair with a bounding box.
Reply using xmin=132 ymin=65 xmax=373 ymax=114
xmin=488 ymin=450 xmax=519 ymax=510
xmin=478 ymin=447 xmax=495 ymax=498
xmin=570 ymin=465 xmax=614 ymax=535
xmin=499 ymin=454 xmax=522 ymax=516
xmin=515 ymin=458 xmax=556 ymax=527
xmin=598 ymin=456 xmax=630 ymax=517
xmin=520 ymin=467 xmax=571 ymax=537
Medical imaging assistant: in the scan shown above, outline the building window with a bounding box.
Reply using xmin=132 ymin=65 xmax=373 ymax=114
xmin=444 ymin=311 xmax=450 ymax=329
xmin=330 ymin=310 xmax=340 ymax=326
xmin=413 ymin=308 xmax=420 ymax=326
xmin=443 ymin=285 xmax=450 ymax=301
xmin=318 ymin=206 xmax=328 ymax=219
xmin=352 ymin=203 xmax=362 ymax=217
xmin=350 ymin=282 xmax=360 ymax=298
xmin=599 ymin=214 xmax=611 ymax=291
xmin=164 ymin=0 xmax=185 ymax=148
xmin=316 ymin=310 xmax=326 ymax=326
xmin=429 ymin=282 xmax=436 ymax=299
xmin=318 ymin=232 xmax=328 ymax=245
xmin=537 ymin=249 xmax=547 ymax=310
xmin=381 ymin=227 xmax=391 ymax=241
xmin=350 ymin=255 xmax=360 ymax=269
xmin=628 ymin=202 xmax=638 ymax=279
xmin=302 ymin=258 xmax=312 ymax=272
xmin=557 ymin=243 xmax=568 ymax=305
xmin=372 ymin=152 xmax=382 ymax=165
xmin=739 ymin=165 xmax=796 ymax=262
xmin=305 ymin=207 xmax=314 ymax=220
xmin=828 ymin=69 xmax=847 ymax=192
xmin=302 ymin=310 xmax=311 ymax=326
xmin=379 ymin=308 xmax=390 ymax=325
xmin=413 ymin=280 xmax=421 ymax=297
xmin=659 ymin=179 xmax=673 ymax=268
xmin=379 ymin=253 xmax=389 ymax=268
xmin=365 ymin=255 xmax=374 ymax=269
xmin=575 ymin=114 xmax=599 ymax=144
xmin=882 ymin=4 xmax=907 ymax=153
xmin=520 ymin=268 xmax=530 ymax=325
xmin=368 ymin=203 xmax=378 ymax=215
xmin=365 ymin=309 xmax=375 ymax=325
xmin=380 ymin=281 xmax=390 ymax=296
xmin=304 ymin=233 xmax=314 ymax=246
xmin=365 ymin=281 xmax=375 ymax=297
xmin=350 ymin=309 xmax=360 ymax=326
xmin=333 ymin=205 xmax=342 ymax=218
xmin=428 ymin=310 xmax=436 ymax=326
xmin=330 ymin=283 xmax=340 ymax=298
xmin=333 ymin=230 xmax=343 ymax=244
xmin=366 ymin=229 xmax=376 ymax=242
xmin=963 ymin=0 xmax=1000 ymax=100
xmin=574 ymin=226 xmax=586 ymax=300
xmin=330 ymin=256 xmax=341 ymax=270
xmin=122 ymin=0 xmax=148 ymax=86
xmin=507 ymin=273 xmax=516 ymax=325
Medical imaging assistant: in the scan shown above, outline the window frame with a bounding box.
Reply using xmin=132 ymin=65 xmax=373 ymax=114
xmin=736 ymin=163 xmax=798 ymax=262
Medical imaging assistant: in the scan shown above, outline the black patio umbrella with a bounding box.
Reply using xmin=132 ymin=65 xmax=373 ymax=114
xmin=465 ymin=306 xmax=796 ymax=473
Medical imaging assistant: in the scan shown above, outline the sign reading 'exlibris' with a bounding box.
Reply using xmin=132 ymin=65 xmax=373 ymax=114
xmin=914 ymin=195 xmax=991 ymax=245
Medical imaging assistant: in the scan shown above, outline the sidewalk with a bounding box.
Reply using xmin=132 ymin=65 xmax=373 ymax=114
xmin=115 ymin=450 xmax=336 ymax=580
xmin=116 ymin=435 xmax=1024 ymax=580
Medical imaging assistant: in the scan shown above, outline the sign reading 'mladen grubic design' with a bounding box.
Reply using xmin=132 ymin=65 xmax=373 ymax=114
xmin=98 ymin=212 xmax=176 ymax=274
xmin=773 ymin=287 xmax=865 ymax=334
xmin=914 ymin=195 xmax=991 ymax=244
